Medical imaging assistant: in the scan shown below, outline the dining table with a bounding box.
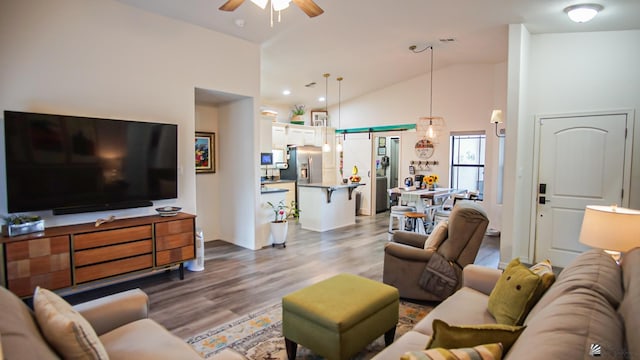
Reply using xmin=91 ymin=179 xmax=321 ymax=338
xmin=387 ymin=187 xmax=467 ymax=230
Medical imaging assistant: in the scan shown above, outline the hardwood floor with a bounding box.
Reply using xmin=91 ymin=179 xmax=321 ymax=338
xmin=65 ymin=211 xmax=499 ymax=339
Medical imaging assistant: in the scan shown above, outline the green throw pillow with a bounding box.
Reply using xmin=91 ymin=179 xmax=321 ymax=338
xmin=426 ymin=319 xmax=524 ymax=353
xmin=402 ymin=343 xmax=503 ymax=360
xmin=487 ymin=258 xmax=555 ymax=326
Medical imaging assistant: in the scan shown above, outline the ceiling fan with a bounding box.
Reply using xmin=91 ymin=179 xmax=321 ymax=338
xmin=219 ymin=0 xmax=324 ymax=18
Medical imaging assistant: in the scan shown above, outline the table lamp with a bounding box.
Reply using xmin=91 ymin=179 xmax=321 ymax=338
xmin=579 ymin=205 xmax=640 ymax=263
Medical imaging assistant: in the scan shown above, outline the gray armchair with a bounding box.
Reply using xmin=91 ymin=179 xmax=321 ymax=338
xmin=383 ymin=201 xmax=489 ymax=301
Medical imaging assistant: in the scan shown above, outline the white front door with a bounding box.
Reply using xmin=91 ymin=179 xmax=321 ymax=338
xmin=534 ymin=113 xmax=631 ymax=267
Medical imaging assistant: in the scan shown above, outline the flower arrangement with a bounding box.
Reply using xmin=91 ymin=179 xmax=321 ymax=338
xmin=291 ymin=104 xmax=306 ymax=116
xmin=4 ymin=214 xmax=42 ymax=225
xmin=266 ymin=200 xmax=300 ymax=223
xmin=425 ymin=174 xmax=439 ymax=188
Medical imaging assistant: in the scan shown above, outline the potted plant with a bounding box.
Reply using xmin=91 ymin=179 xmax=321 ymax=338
xmin=266 ymin=200 xmax=299 ymax=247
xmin=290 ymin=104 xmax=306 ymax=125
xmin=3 ymin=215 xmax=44 ymax=237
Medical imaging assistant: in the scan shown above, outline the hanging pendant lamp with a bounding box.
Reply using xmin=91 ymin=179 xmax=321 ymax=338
xmin=410 ymin=44 xmax=444 ymax=142
xmin=335 ymin=76 xmax=343 ymax=153
xmin=322 ymin=73 xmax=331 ymax=152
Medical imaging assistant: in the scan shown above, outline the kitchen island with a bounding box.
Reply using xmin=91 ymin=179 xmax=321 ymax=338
xmin=298 ymin=183 xmax=365 ymax=232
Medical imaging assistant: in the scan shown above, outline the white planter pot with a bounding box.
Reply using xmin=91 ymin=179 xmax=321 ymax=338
xmin=269 ymin=221 xmax=289 ymax=247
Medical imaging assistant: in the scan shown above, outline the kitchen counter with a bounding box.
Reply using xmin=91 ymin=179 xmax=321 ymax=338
xmin=298 ymin=183 xmax=365 ymax=203
xmin=260 ymin=179 xmax=296 ymax=184
xmin=260 ymin=187 xmax=288 ymax=194
xmin=297 ymin=183 xmax=364 ymax=232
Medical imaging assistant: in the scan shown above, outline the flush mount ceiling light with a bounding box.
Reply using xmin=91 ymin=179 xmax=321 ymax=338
xmin=564 ymin=3 xmax=604 ymax=23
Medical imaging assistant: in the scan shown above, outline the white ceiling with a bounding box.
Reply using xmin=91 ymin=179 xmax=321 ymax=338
xmin=117 ymin=0 xmax=640 ymax=110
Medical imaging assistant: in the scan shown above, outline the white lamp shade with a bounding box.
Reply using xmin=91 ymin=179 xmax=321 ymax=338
xmin=250 ymin=0 xmax=268 ymax=9
xmin=490 ymin=109 xmax=504 ymax=124
xmin=579 ymin=205 xmax=640 ymax=252
xmin=272 ymin=0 xmax=291 ymax=11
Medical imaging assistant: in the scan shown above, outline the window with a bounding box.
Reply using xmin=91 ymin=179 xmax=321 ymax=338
xmin=450 ymin=132 xmax=486 ymax=199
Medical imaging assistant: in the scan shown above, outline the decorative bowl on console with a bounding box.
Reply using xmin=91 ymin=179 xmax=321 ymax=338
xmin=155 ymin=206 xmax=182 ymax=217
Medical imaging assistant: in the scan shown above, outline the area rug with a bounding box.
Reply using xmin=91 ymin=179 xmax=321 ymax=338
xmin=186 ymin=300 xmax=432 ymax=359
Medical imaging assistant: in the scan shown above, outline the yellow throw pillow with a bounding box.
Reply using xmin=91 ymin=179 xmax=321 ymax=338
xmin=487 ymin=258 xmax=555 ymax=326
xmin=33 ymin=287 xmax=109 ymax=360
xmin=424 ymin=220 xmax=448 ymax=250
xmin=401 ymin=343 xmax=503 ymax=360
xmin=426 ymin=319 xmax=524 ymax=353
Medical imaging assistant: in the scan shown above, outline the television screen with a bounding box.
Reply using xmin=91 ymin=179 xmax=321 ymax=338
xmin=261 ymin=152 xmax=273 ymax=165
xmin=3 ymin=111 xmax=178 ymax=214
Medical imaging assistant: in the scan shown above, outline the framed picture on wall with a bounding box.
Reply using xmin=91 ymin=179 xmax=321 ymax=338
xmin=310 ymin=111 xmax=328 ymax=126
xmin=195 ymin=132 xmax=215 ymax=173
xmin=378 ymin=137 xmax=386 ymax=147
xmin=377 ymin=147 xmax=386 ymax=156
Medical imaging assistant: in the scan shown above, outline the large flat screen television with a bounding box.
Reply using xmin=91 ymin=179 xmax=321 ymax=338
xmin=3 ymin=111 xmax=178 ymax=215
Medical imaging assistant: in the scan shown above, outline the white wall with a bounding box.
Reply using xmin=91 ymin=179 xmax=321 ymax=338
xmin=0 ymin=0 xmax=261 ymax=247
xmin=503 ymin=28 xmax=640 ymax=265
xmin=336 ymin=63 xmax=507 ymax=226
xmin=195 ymin=103 xmax=221 ymax=241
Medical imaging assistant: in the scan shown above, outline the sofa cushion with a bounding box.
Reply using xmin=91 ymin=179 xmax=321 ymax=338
xmin=426 ymin=319 xmax=524 ymax=353
xmin=487 ymin=258 xmax=551 ymax=325
xmin=525 ymin=249 xmax=622 ymax=322
xmin=0 ymin=286 xmax=60 ymax=360
xmin=424 ymin=221 xmax=448 ymax=250
xmin=99 ymin=318 xmax=203 ymax=359
xmin=505 ymin=287 xmax=624 ymax=359
xmin=369 ymin=330 xmax=432 ymax=360
xmin=618 ymin=247 xmax=640 ymax=360
xmin=33 ymin=287 xmax=109 ymax=360
xmin=414 ymin=287 xmax=496 ymax=336
xmin=402 ymin=343 xmax=503 ymax=360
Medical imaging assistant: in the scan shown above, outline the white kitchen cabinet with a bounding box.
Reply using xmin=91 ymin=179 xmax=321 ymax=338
xmin=272 ymin=124 xmax=287 ymax=148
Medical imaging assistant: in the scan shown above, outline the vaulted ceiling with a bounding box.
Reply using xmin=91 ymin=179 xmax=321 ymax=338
xmin=117 ymin=0 xmax=640 ymax=109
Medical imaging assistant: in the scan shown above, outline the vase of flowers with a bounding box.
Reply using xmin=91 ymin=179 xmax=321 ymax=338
xmin=290 ymin=104 xmax=306 ymax=125
xmin=266 ymin=200 xmax=299 ymax=247
xmin=425 ymin=174 xmax=439 ymax=190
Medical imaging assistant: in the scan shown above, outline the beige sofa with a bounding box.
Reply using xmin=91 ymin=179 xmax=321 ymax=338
xmin=374 ymin=247 xmax=639 ymax=359
xmin=0 ymin=287 xmax=245 ymax=360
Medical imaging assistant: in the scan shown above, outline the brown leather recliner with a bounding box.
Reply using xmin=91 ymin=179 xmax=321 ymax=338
xmin=383 ymin=201 xmax=489 ymax=301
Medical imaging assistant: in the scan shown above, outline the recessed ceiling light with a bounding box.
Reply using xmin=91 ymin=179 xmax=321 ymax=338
xmin=564 ymin=3 xmax=603 ymax=23
xmin=283 ymin=90 xmax=291 ymax=95
xmin=318 ymin=97 xmax=326 ymax=102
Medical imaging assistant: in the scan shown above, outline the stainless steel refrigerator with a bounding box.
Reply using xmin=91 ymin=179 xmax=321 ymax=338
xmin=280 ymin=145 xmax=323 ymax=184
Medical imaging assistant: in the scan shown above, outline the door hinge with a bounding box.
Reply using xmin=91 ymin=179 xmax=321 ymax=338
xmin=622 ymin=189 xmax=624 ymax=199
xmin=625 ymin=128 xmax=628 ymax=138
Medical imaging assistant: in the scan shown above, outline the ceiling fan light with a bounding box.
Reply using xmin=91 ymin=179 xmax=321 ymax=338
xmin=564 ymin=4 xmax=603 ymax=23
xmin=272 ymin=0 xmax=291 ymax=11
xmin=250 ymin=0 xmax=268 ymax=10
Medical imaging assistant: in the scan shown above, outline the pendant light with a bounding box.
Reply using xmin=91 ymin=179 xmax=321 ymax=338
xmin=322 ymin=73 xmax=331 ymax=152
xmin=410 ymin=44 xmax=443 ymax=142
xmin=335 ymin=76 xmax=343 ymax=153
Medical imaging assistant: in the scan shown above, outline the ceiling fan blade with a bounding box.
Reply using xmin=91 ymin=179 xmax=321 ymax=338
xmin=219 ymin=0 xmax=246 ymax=11
xmin=291 ymin=0 xmax=324 ymax=17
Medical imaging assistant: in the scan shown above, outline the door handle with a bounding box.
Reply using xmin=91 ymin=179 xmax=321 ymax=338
xmin=539 ymin=196 xmax=551 ymax=205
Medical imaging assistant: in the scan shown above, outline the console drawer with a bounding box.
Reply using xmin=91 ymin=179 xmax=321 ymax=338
xmin=75 ymin=254 xmax=153 ymax=283
xmin=74 ymin=239 xmax=152 ymax=266
xmin=74 ymin=225 xmax=152 ymax=250
xmin=157 ymin=245 xmax=195 ymax=266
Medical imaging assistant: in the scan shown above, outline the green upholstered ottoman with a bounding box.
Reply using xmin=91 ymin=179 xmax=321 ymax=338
xmin=282 ymin=273 xmax=399 ymax=360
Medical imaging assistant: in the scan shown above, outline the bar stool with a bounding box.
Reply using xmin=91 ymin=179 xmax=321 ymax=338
xmin=404 ymin=212 xmax=427 ymax=235
xmin=388 ymin=205 xmax=416 ymax=239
